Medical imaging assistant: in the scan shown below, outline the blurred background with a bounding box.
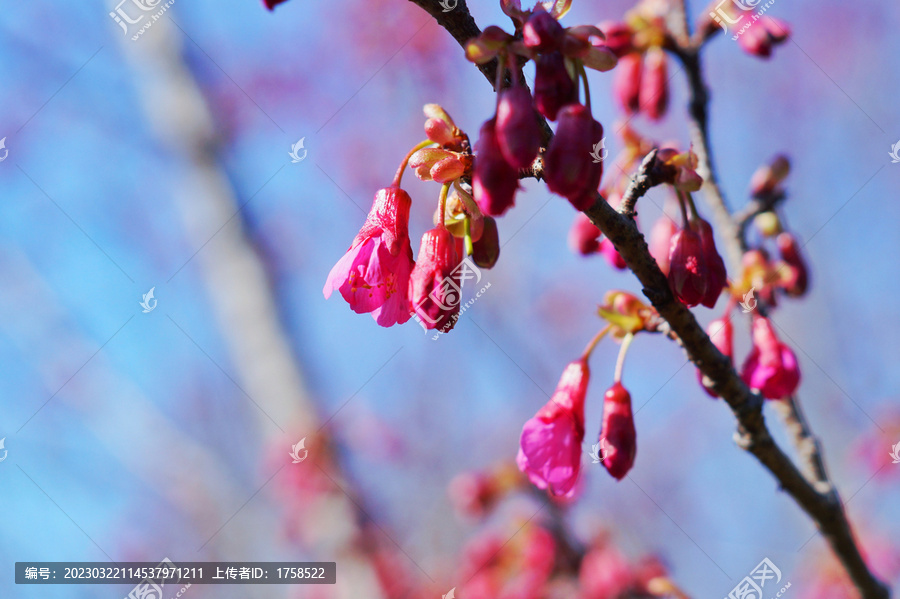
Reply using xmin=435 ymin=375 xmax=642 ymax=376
xmin=1 ymin=0 xmax=899 ymax=597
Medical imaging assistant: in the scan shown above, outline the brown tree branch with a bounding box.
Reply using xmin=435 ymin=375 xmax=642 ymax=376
xmin=407 ymin=1 xmax=891 ymax=596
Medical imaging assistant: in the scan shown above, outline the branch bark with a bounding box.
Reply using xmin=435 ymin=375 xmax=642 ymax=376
xmin=407 ymin=1 xmax=891 ymax=597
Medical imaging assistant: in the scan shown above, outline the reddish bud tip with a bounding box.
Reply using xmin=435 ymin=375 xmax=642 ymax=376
xmin=544 ymin=103 xmax=604 ymax=210
xmin=523 ymin=6 xmax=565 ymax=52
xmin=472 ymin=216 xmax=501 ymax=269
xmin=473 ymin=118 xmax=520 ymax=216
xmin=496 ymin=87 xmax=542 ymax=170
xmin=534 ymin=51 xmax=578 ymax=121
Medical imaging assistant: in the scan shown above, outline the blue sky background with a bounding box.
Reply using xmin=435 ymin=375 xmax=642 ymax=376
xmin=1 ymin=0 xmax=899 ymax=597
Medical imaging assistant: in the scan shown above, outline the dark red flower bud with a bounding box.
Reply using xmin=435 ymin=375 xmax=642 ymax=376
xmin=544 ymin=104 xmax=604 ymax=210
xmin=776 ymin=232 xmax=808 ymax=296
xmin=667 ymin=227 xmax=706 ymax=307
xmin=612 ymin=53 xmax=642 ymax=114
xmin=472 ymin=216 xmax=501 ymax=269
xmin=695 ymin=218 xmax=728 ymax=308
xmin=523 ymin=6 xmax=565 ymax=52
xmin=496 ymin=87 xmax=542 ymax=170
xmin=599 ymin=382 xmax=636 ymax=480
xmin=473 ymin=118 xmax=520 ymax=216
xmin=534 ymin=51 xmax=578 ymax=121
xmin=569 ymin=212 xmax=601 ymax=255
xmin=639 ymin=47 xmax=668 ymax=121
xmin=598 ymin=21 xmax=634 ymax=57
xmin=409 ymin=227 xmax=461 ymax=332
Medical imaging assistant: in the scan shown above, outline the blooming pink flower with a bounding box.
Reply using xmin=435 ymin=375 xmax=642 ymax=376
xmin=534 ymin=51 xmax=578 ymax=121
xmin=741 ymin=316 xmax=801 ymax=399
xmin=408 ymin=227 xmax=461 ymax=332
xmin=323 ymin=186 xmax=415 ymax=327
xmin=599 ymin=382 xmax=636 ymax=480
xmin=496 ymin=86 xmax=542 ymax=170
xmin=517 ymin=359 xmax=590 ymax=498
xmin=698 ymin=317 xmax=733 ymax=398
xmin=544 ymin=103 xmax=604 ymax=210
xmin=473 ymin=117 xmax=520 ymax=216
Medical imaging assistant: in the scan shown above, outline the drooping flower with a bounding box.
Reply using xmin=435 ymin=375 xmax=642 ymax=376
xmin=409 ymin=227 xmax=461 ymax=332
xmin=544 ymin=103 xmax=604 ymax=210
xmin=668 ymin=216 xmax=727 ymax=308
xmin=324 ymin=186 xmax=415 ymax=327
xmin=496 ymin=86 xmax=542 ymax=170
xmin=698 ymin=317 xmax=734 ymax=398
xmin=473 ymin=118 xmax=520 ymax=216
xmin=741 ymin=316 xmax=801 ymax=399
xmin=612 ymin=53 xmax=642 ymax=114
xmin=599 ymin=382 xmax=636 ymax=480
xmin=534 ymin=51 xmax=578 ymax=121
xmin=517 ymin=359 xmax=590 ymax=498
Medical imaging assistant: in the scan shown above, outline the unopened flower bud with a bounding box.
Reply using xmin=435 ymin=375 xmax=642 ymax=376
xmin=599 ymin=239 xmax=627 ymax=270
xmin=639 ymin=47 xmax=669 ymax=121
xmin=523 ymin=5 xmax=565 ymax=51
xmin=472 ymin=216 xmax=501 ymax=269
xmin=496 ymin=87 xmax=542 ymax=170
xmin=613 ymin=53 xmax=642 ymax=114
xmin=473 ymin=118 xmax=520 ymax=216
xmin=569 ymin=212 xmax=602 ymax=255
xmin=737 ymin=17 xmax=791 ymax=58
xmin=598 ymin=21 xmax=634 ymax=57
xmin=667 ymin=227 xmax=707 ymax=307
xmin=750 ymin=154 xmax=791 ymax=197
xmin=534 ymin=51 xmax=578 ymax=121
xmin=599 ymin=382 xmax=636 ymax=480
xmin=544 ymin=103 xmax=604 ymax=210
xmin=409 ymin=227 xmax=461 ymax=332
xmin=776 ymin=232 xmax=808 ymax=296
xmin=695 ymin=218 xmax=728 ymax=308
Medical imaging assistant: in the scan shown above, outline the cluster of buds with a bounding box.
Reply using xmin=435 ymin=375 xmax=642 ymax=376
xmin=603 ymin=3 xmax=672 ymax=120
xmin=518 ymin=292 xmax=659 ymax=496
xmin=466 ymin=1 xmax=617 ymax=213
xmin=324 ymin=105 xmax=500 ymax=332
